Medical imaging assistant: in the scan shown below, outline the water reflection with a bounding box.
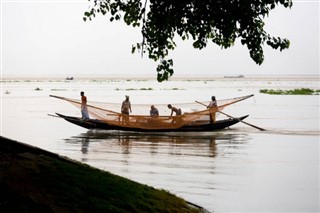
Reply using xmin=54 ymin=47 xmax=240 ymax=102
xmin=63 ymin=130 xmax=320 ymax=213
xmin=81 ymin=138 xmax=89 ymax=154
xmin=65 ymin=130 xmax=248 ymax=159
xmin=63 ymin=130 xmax=250 ymax=213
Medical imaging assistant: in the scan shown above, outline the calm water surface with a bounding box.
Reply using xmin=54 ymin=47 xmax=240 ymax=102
xmin=1 ymin=77 xmax=319 ymax=212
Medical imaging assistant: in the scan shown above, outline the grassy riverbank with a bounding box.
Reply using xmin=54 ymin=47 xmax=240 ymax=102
xmin=0 ymin=136 xmax=204 ymax=212
xmin=260 ymin=88 xmax=320 ymax=95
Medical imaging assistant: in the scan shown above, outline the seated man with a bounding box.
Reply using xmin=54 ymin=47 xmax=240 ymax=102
xmin=150 ymin=105 xmax=159 ymax=117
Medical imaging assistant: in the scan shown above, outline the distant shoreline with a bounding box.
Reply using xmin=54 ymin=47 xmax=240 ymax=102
xmin=2 ymin=75 xmax=319 ymax=82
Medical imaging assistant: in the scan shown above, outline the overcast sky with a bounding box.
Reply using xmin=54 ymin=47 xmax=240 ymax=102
xmin=1 ymin=0 xmax=319 ymax=77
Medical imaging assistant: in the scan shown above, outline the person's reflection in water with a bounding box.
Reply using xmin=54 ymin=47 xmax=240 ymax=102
xmin=118 ymin=135 xmax=131 ymax=155
xmin=80 ymin=138 xmax=90 ymax=163
xmin=209 ymin=137 xmax=217 ymax=158
xmin=81 ymin=138 xmax=89 ymax=154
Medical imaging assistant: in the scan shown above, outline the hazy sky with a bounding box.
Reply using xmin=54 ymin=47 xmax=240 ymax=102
xmin=1 ymin=0 xmax=319 ymax=77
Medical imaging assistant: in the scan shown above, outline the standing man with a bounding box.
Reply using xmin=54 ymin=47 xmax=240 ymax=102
xmin=121 ymin=95 xmax=132 ymax=115
xmin=207 ymin=96 xmax=217 ymax=123
xmin=80 ymin=91 xmax=90 ymax=120
xmin=121 ymin=95 xmax=132 ymax=123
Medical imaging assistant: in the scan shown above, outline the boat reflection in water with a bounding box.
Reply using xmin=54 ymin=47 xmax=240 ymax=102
xmin=64 ymin=130 xmax=248 ymax=163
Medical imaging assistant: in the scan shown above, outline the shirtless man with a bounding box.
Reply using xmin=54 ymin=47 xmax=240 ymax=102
xmin=80 ymin=91 xmax=90 ymax=120
xmin=167 ymin=104 xmax=182 ymax=116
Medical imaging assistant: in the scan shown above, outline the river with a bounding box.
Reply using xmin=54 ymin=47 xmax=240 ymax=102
xmin=1 ymin=76 xmax=319 ymax=212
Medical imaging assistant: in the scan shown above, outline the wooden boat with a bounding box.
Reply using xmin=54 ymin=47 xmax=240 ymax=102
xmin=55 ymin=113 xmax=249 ymax=132
xmin=50 ymin=94 xmax=254 ymax=132
xmin=65 ymin=76 xmax=74 ymax=80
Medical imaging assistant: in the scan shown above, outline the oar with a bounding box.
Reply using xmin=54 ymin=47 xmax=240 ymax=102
xmin=195 ymin=100 xmax=266 ymax=131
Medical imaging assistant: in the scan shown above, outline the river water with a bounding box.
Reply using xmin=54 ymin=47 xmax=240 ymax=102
xmin=1 ymin=76 xmax=319 ymax=212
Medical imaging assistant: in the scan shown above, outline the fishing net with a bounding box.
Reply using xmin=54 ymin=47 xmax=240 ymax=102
xmin=50 ymin=94 xmax=253 ymax=130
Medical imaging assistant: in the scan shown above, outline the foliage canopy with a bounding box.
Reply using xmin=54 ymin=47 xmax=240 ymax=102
xmin=84 ymin=0 xmax=292 ymax=81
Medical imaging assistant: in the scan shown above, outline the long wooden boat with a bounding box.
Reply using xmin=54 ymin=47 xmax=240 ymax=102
xmin=50 ymin=94 xmax=254 ymax=132
xmin=55 ymin=113 xmax=249 ymax=132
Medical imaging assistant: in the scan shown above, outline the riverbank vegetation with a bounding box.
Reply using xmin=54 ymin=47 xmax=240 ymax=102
xmin=0 ymin=136 xmax=203 ymax=212
xmin=260 ymin=88 xmax=320 ymax=95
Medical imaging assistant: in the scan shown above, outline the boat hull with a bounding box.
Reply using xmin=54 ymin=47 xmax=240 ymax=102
xmin=55 ymin=113 xmax=249 ymax=132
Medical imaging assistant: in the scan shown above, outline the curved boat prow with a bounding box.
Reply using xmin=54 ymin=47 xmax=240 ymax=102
xmin=55 ymin=113 xmax=98 ymax=129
